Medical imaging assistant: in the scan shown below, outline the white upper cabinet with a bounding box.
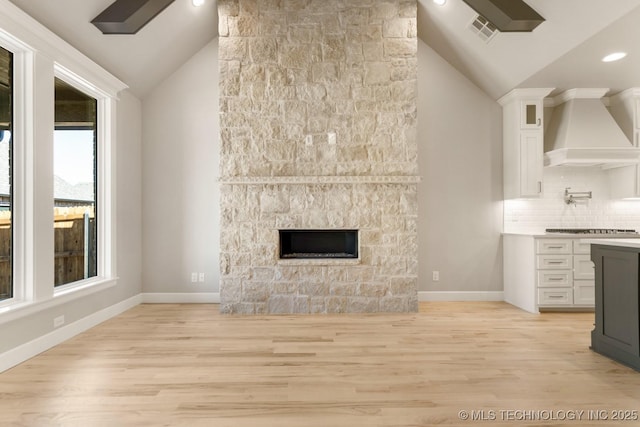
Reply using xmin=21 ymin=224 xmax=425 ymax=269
xmin=519 ymin=130 xmax=543 ymax=197
xmin=520 ymin=99 xmax=543 ymax=129
xmin=499 ymin=88 xmax=554 ymax=199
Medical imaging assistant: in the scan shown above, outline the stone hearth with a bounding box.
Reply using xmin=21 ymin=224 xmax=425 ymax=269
xmin=218 ymin=0 xmax=419 ymax=314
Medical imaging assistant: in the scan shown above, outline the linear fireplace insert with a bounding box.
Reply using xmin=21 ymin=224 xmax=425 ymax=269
xmin=279 ymin=229 xmax=358 ymax=259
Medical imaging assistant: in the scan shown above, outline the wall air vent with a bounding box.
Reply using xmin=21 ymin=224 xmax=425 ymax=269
xmin=462 ymin=0 xmax=545 ymax=32
xmin=469 ymin=15 xmax=498 ymax=43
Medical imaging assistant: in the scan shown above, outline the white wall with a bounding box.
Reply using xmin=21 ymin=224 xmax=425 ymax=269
xmin=115 ymin=90 xmax=143 ymax=302
xmin=417 ymin=40 xmax=504 ymax=294
xmin=141 ymin=40 xmax=219 ymax=296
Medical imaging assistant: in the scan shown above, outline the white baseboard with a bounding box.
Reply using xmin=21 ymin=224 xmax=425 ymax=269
xmin=419 ymin=291 xmax=504 ymax=302
xmin=143 ymin=292 xmax=499 ymax=304
xmin=0 ymin=294 xmax=141 ymax=373
xmin=141 ymin=293 xmax=220 ymax=303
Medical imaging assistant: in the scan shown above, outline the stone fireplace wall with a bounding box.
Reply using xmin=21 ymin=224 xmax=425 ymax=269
xmin=218 ymin=0 xmax=419 ymax=314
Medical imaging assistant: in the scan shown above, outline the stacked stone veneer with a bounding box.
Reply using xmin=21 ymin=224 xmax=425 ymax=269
xmin=218 ymin=0 xmax=419 ymax=314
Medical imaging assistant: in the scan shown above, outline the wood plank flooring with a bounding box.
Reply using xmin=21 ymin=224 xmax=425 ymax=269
xmin=1 ymin=302 xmax=640 ymax=426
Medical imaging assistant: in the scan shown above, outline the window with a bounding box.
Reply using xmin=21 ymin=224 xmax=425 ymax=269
xmin=0 ymin=5 xmax=125 ymax=318
xmin=54 ymin=78 xmax=97 ymax=287
xmin=0 ymin=47 xmax=12 ymax=301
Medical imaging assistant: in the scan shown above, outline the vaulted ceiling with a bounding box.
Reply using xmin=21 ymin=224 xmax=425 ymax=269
xmin=6 ymin=0 xmax=640 ymax=100
xmin=7 ymin=0 xmax=218 ymax=98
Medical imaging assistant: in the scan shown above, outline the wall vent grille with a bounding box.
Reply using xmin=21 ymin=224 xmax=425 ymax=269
xmin=469 ymin=15 xmax=498 ymax=43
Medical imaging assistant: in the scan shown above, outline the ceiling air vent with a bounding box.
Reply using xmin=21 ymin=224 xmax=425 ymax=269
xmin=462 ymin=0 xmax=545 ymax=32
xmin=91 ymin=0 xmax=175 ymax=34
xmin=469 ymin=15 xmax=498 ymax=43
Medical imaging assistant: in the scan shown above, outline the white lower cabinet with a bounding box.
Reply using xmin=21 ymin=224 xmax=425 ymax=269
xmin=504 ymin=235 xmax=596 ymax=313
xmin=536 ymin=254 xmax=572 ymax=269
xmin=537 ymin=270 xmax=572 ymax=287
xmin=571 ymin=241 xmax=595 ymax=305
xmin=573 ymin=255 xmax=595 ymax=280
xmin=573 ymin=281 xmax=596 ymax=305
xmin=538 ymin=287 xmax=573 ymax=306
xmin=535 ymin=238 xmax=594 ymax=308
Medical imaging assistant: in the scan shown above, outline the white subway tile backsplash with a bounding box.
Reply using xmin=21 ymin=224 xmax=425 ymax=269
xmin=504 ymin=167 xmax=640 ymax=233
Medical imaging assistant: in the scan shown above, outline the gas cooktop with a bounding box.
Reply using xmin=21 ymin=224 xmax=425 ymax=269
xmin=545 ymin=228 xmax=638 ymax=234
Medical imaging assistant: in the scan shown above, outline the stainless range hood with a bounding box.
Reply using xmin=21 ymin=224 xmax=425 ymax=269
xmin=544 ymin=88 xmax=640 ymax=168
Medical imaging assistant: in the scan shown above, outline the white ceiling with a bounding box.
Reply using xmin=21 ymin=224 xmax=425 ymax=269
xmin=7 ymin=0 xmax=218 ymax=98
xmin=418 ymin=0 xmax=640 ymax=99
xmin=6 ymin=0 xmax=640 ymax=100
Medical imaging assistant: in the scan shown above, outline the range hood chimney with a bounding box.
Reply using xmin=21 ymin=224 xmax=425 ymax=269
xmin=544 ymin=88 xmax=640 ymax=168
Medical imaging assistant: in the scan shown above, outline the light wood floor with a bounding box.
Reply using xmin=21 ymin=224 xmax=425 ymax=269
xmin=1 ymin=302 xmax=639 ymax=427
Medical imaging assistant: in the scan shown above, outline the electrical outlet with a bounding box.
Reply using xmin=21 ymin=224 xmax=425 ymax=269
xmin=191 ymin=272 xmax=197 ymax=283
xmin=432 ymin=271 xmax=440 ymax=281
xmin=305 ymin=134 xmax=313 ymax=146
xmin=328 ymin=131 xmax=336 ymax=145
xmin=198 ymin=273 xmax=205 ymax=282
xmin=53 ymin=315 xmax=65 ymax=328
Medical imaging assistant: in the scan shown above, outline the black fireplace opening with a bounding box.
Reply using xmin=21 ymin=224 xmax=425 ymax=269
xmin=279 ymin=229 xmax=358 ymax=259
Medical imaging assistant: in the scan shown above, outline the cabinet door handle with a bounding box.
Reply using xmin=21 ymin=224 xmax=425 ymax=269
xmin=548 ymin=295 xmax=565 ymax=299
xmin=538 ymin=181 xmax=542 ymax=193
xmin=537 ymin=118 xmax=541 ymax=126
xmin=548 ymin=278 xmax=564 ymax=281
xmin=547 ymin=246 xmax=564 ymax=249
xmin=547 ymin=261 xmax=565 ymax=265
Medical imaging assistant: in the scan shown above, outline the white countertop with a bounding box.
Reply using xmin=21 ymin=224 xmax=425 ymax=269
xmin=582 ymin=238 xmax=640 ymax=249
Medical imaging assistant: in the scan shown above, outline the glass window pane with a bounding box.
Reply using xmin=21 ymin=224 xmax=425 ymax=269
xmin=526 ymin=104 xmax=537 ymax=125
xmin=54 ymin=78 xmax=97 ymax=287
xmin=0 ymin=47 xmax=12 ymax=301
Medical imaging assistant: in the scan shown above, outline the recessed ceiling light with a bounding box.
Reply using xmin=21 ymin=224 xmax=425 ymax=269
xmin=433 ymin=0 xmax=446 ymax=5
xmin=192 ymin=0 xmax=205 ymax=6
xmin=602 ymin=52 xmax=627 ymax=63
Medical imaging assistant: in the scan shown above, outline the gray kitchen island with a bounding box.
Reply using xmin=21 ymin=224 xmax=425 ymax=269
xmin=586 ymin=239 xmax=640 ymax=371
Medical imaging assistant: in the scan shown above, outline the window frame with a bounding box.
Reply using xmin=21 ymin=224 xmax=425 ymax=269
xmin=0 ymin=2 xmax=126 ymax=321
xmin=0 ymin=45 xmax=14 ymax=302
xmin=0 ymin=31 xmax=33 ymax=307
xmin=53 ymin=66 xmax=116 ymax=295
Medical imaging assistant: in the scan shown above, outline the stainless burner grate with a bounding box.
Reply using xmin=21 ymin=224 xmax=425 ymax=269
xmin=545 ymin=228 xmax=638 ymax=234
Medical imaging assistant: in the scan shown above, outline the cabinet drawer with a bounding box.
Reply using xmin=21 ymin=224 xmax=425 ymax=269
xmin=537 ymin=270 xmax=572 ymax=287
xmin=536 ymin=239 xmax=572 ymax=254
xmin=574 ymin=255 xmax=595 ymax=280
xmin=536 ymin=254 xmax=572 ymax=269
xmin=538 ymin=288 xmax=573 ymax=306
xmin=574 ymin=281 xmax=595 ymax=306
xmin=573 ymin=240 xmax=591 ymax=254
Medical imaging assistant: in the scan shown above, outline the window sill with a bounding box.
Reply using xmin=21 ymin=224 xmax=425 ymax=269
xmin=0 ymin=276 xmax=118 ymax=325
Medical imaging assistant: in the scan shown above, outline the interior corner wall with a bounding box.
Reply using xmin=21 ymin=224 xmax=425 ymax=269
xmin=417 ymin=39 xmax=503 ymax=294
xmin=115 ymin=89 xmax=143 ymax=302
xmin=141 ymin=39 xmax=220 ymax=295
